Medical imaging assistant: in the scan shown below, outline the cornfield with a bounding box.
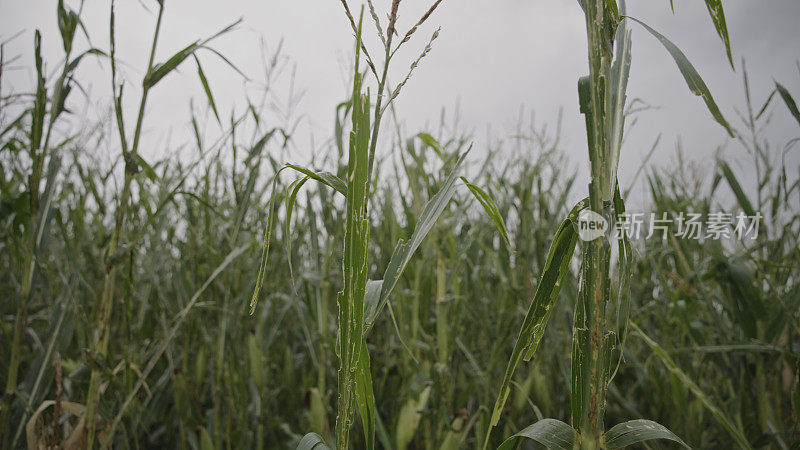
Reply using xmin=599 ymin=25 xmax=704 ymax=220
xmin=1 ymin=0 xmax=799 ymax=449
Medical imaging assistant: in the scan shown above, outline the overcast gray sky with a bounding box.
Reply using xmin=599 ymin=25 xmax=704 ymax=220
xmin=2 ymin=1 xmax=799 ymax=207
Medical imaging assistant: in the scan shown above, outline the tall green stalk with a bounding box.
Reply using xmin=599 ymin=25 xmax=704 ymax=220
xmin=83 ymin=3 xmax=165 ymax=446
xmin=2 ymin=1 xmax=81 ymax=440
xmin=486 ymin=1 xmax=737 ymax=448
xmin=573 ymin=1 xmax=615 ymax=446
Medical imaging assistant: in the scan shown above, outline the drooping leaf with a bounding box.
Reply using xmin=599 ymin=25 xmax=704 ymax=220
xmin=249 ymin=173 xmax=280 ymax=314
xmin=194 ymin=54 xmax=221 ymax=125
xmin=703 ymin=0 xmax=734 ymax=68
xmin=496 ymin=419 xmax=576 ymax=450
xmin=296 ymin=433 xmax=331 ymax=450
xmin=65 ymin=48 xmax=107 ymax=75
xmin=286 ymin=164 xmax=347 ymax=197
xmin=484 ymin=198 xmax=587 ymax=447
xmin=719 ymin=160 xmax=756 ymax=217
xmin=285 ymin=176 xmax=311 ymax=285
xmin=775 ymin=81 xmax=800 ymax=128
xmin=249 ymin=162 xmax=345 ymax=314
xmin=605 ymin=419 xmax=689 ymax=449
xmin=416 ymin=132 xmax=444 ymax=159
xmin=461 ymin=176 xmax=510 ymax=246
xmin=626 ymin=17 xmax=734 ymax=137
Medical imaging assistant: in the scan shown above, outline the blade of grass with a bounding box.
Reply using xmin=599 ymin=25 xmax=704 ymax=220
xmin=625 ymin=17 xmax=734 ymax=137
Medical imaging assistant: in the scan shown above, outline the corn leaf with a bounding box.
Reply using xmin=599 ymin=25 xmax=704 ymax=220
xmin=194 ymin=54 xmax=221 ymax=125
xmin=363 ymin=149 xmax=470 ymax=332
xmin=250 ymin=164 xmax=345 ymax=314
xmin=416 ymin=132 xmax=444 ymax=159
xmin=605 ymin=419 xmax=689 ymax=449
xmin=355 ymin=344 xmax=376 ymax=450
xmin=296 ymin=433 xmax=331 ymax=450
xmin=485 ymin=198 xmax=587 ymax=447
xmin=606 ymin=13 xmax=632 ymax=202
xmin=461 ymin=176 xmax=510 ymax=246
xmin=143 ymin=19 xmax=240 ymax=89
xmin=496 ymin=419 xmax=576 ymax=450
xmin=626 ymin=17 xmax=734 ymax=137
xmin=285 ymin=176 xmax=310 ymax=285
xmin=719 ymin=160 xmax=756 ymax=217
xmin=775 ymin=81 xmax=800 ymax=128
xmin=703 ymin=0 xmax=733 ymax=68
xmin=286 ymin=164 xmax=347 ymax=196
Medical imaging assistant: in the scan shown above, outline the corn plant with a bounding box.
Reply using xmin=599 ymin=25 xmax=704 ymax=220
xmin=249 ymin=4 xmax=451 ymax=449
xmin=2 ymin=1 xmax=799 ymax=449
xmin=484 ymin=1 xmax=742 ymax=448
xmin=0 ymin=0 xmax=105 ymax=443
xmin=249 ymin=2 xmax=517 ymax=449
xmin=62 ymin=0 xmax=241 ymax=446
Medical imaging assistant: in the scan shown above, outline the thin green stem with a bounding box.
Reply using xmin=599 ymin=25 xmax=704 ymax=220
xmin=83 ymin=3 xmax=165 ymax=447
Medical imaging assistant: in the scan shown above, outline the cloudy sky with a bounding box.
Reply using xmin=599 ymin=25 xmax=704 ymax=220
xmin=2 ymin=0 xmax=799 ymax=206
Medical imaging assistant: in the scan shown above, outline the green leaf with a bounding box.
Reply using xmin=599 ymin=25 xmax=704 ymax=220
xmin=194 ymin=54 xmax=221 ymax=125
xmin=605 ymin=419 xmax=689 ymax=449
xmin=416 ymin=132 xmax=444 ymax=159
xmin=610 ymin=185 xmax=633 ymax=379
xmin=286 ymin=164 xmax=347 ymax=197
xmin=484 ymin=198 xmax=587 ymax=447
xmin=496 ymin=419 xmax=576 ymax=450
xmin=775 ymin=81 xmax=800 ymax=128
xmin=461 ymin=177 xmax=510 ymax=246
xmin=65 ymin=48 xmax=107 ymax=75
xmin=626 ymin=17 xmax=734 ymax=137
xmin=30 ymin=30 xmax=47 ymax=156
xmin=143 ymin=19 xmax=240 ymax=89
xmin=250 ymin=173 xmax=281 ymax=314
xmin=703 ymin=0 xmax=734 ymax=68
xmin=57 ymin=0 xmax=79 ymax=53
xmin=606 ymin=15 xmax=632 ymax=202
xmin=249 ymin=162 xmax=345 ymax=314
xmin=136 ymin=154 xmax=158 ymax=182
xmin=285 ymin=176 xmax=311 ymax=285
xmin=630 ymin=322 xmax=753 ymax=449
xmin=296 ymin=433 xmax=331 ymax=450
xmin=143 ymin=40 xmax=202 ymax=89
xmin=363 ymin=149 xmax=471 ymax=332
xmin=719 ymin=161 xmax=756 ymax=217
xmin=355 ymin=344 xmax=376 ymax=450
